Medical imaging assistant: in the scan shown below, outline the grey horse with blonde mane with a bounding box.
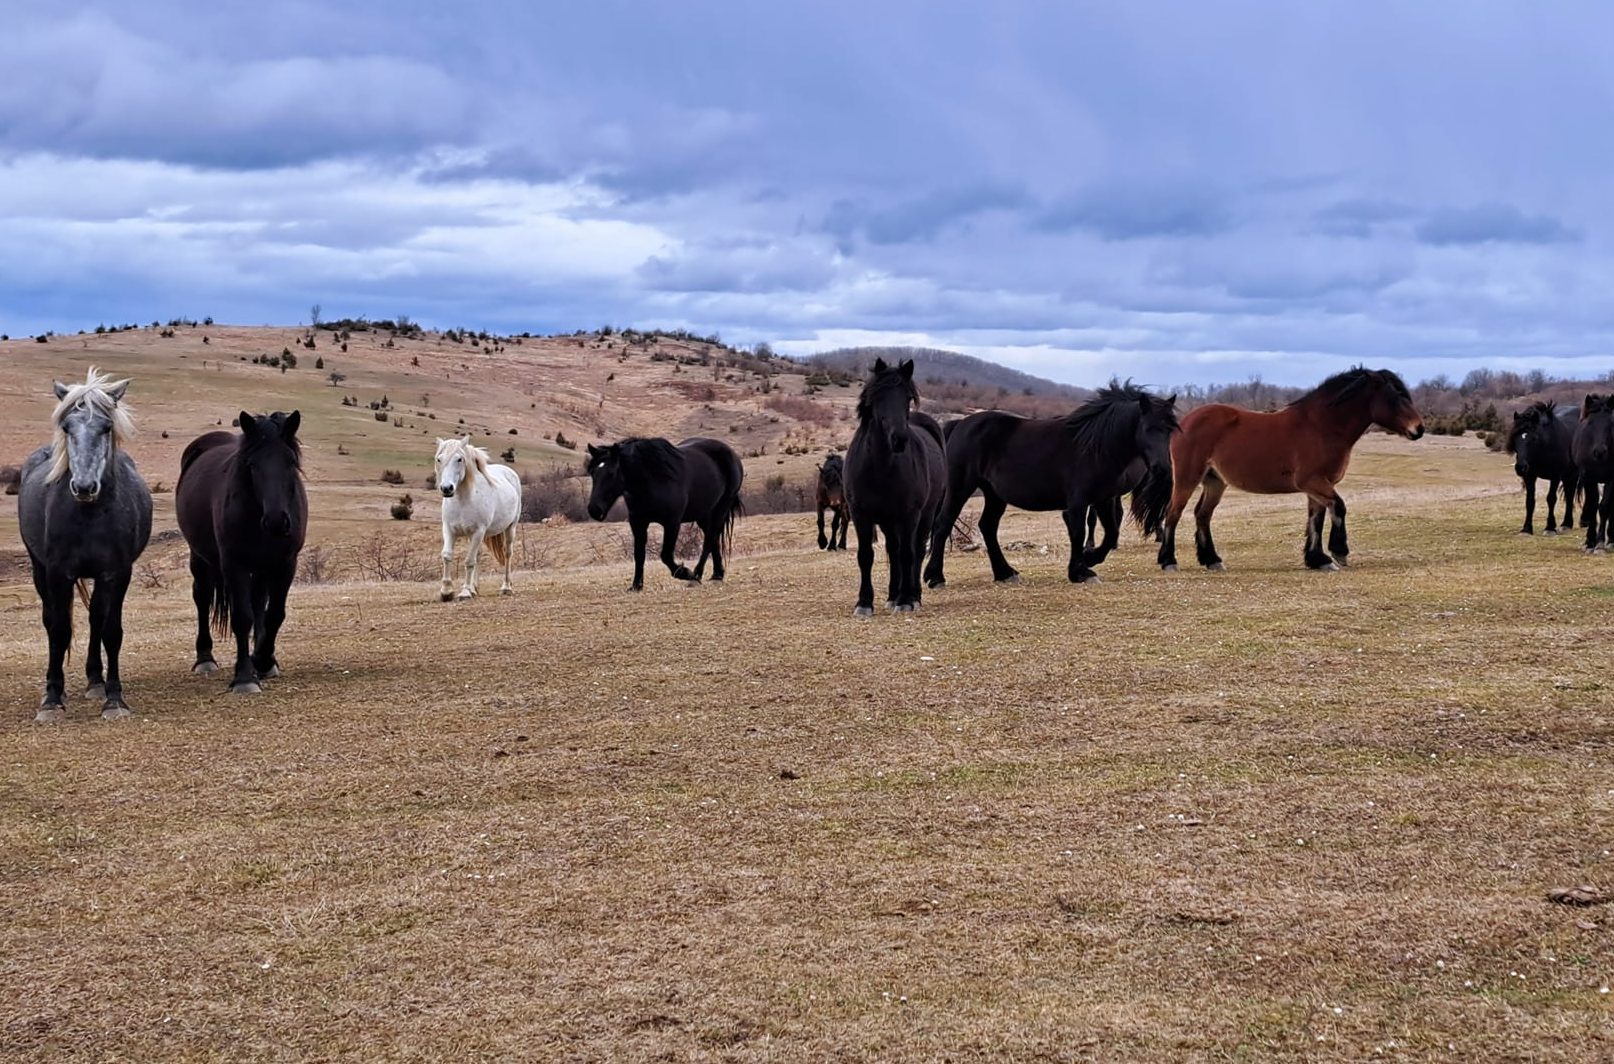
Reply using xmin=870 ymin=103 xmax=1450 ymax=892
xmin=18 ymin=367 xmax=153 ymax=722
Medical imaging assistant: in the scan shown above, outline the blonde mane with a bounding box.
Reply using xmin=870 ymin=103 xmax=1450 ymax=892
xmin=436 ymin=436 xmax=491 ymax=496
xmin=48 ymin=367 xmax=135 ymax=483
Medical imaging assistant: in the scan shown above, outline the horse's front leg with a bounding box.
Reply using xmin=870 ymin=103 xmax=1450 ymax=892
xmin=1520 ymin=475 xmax=1536 ymax=534
xmin=629 ymin=521 xmax=648 ymax=591
xmin=662 ymin=522 xmax=696 ymax=582
xmin=85 ymin=578 xmax=106 ymax=700
xmin=853 ymin=515 xmax=877 ymax=616
xmin=1563 ymin=473 xmax=1578 ymax=530
xmin=252 ymin=562 xmax=295 ymax=681
xmin=1303 ymin=497 xmax=1337 ymax=570
xmin=1584 ymin=481 xmax=1602 ymax=552
xmin=835 ymin=506 xmax=849 ymax=550
xmin=97 ymin=571 xmax=133 ymax=718
xmin=1084 ymin=495 xmax=1123 ymax=568
xmin=1061 ymin=500 xmax=1100 ymax=582
xmin=35 ymin=572 xmax=74 ymax=722
xmin=1543 ymin=478 xmax=1560 ymax=534
xmin=818 ymin=505 xmax=829 ymax=550
xmin=439 ymin=523 xmax=457 ymax=602
xmin=1327 ymin=492 xmax=1349 ymax=565
xmin=459 ymin=530 xmax=485 ymax=599
xmin=189 ymin=553 xmax=218 ymax=674
xmin=225 ymin=567 xmax=261 ymax=694
xmin=499 ymin=525 xmax=515 ymax=596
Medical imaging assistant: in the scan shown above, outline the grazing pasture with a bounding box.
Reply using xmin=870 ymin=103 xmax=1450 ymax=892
xmin=2 ymin=429 xmax=1611 ymax=1061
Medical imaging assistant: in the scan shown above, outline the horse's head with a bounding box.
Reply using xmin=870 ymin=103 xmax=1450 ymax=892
xmin=1364 ymin=369 xmax=1424 ymax=440
xmin=1134 ymin=390 xmax=1180 ymax=471
xmin=239 ymin=410 xmax=302 ymax=537
xmin=857 ymin=358 xmax=918 ymax=453
xmin=1582 ymin=395 xmax=1614 ymax=463
xmin=435 ymin=436 xmax=481 ymax=498
xmin=49 ymin=369 xmax=132 ymax=503
xmin=584 ymin=443 xmax=624 ymax=521
xmin=1508 ymin=405 xmax=1550 ymax=477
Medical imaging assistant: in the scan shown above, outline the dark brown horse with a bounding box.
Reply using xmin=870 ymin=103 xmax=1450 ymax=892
xmin=1573 ymin=394 xmax=1614 ymax=552
xmin=176 ymin=412 xmax=308 ymax=694
xmin=1158 ymin=368 xmax=1424 ymax=572
xmin=1506 ymin=401 xmax=1578 ymax=536
xmin=816 ymin=454 xmax=849 ymax=550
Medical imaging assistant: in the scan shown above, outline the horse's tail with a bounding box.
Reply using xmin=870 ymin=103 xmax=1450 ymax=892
xmin=210 ymin=579 xmax=231 ymax=637
xmin=75 ymin=580 xmax=91 ymax=610
xmin=484 ymin=528 xmax=512 ymax=568
xmin=1130 ymin=464 xmax=1174 ymax=538
xmin=721 ymin=495 xmax=744 ymax=556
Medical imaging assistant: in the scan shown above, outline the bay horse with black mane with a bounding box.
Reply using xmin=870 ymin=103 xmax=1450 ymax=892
xmin=923 ymin=381 xmax=1178 ymax=587
xmin=816 ymin=453 xmax=849 ymax=550
xmin=18 ymin=368 xmax=153 ymax=722
xmin=1158 ymin=367 xmax=1424 ymax=572
xmin=176 ymin=411 xmax=308 ymax=694
xmin=1573 ymin=394 xmax=1614 ymax=553
xmin=1507 ymin=401 xmax=1578 ymax=536
xmin=845 ymin=358 xmax=946 ymax=615
xmin=585 ymin=437 xmax=744 ymax=590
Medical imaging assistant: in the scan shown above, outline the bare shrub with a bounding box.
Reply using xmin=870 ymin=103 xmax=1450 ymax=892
xmin=381 ymin=469 xmax=405 ymax=485
xmin=298 ymin=543 xmax=342 ymax=584
xmin=522 ymin=468 xmax=590 ymax=523
xmin=391 ymin=493 xmax=414 ymax=520
xmin=742 ymin=473 xmax=812 ymax=515
xmin=763 ymin=394 xmax=835 ymax=425
xmin=352 ymin=532 xmax=436 ymax=582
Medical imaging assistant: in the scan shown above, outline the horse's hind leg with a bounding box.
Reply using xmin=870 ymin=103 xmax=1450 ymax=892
xmin=459 ymin=530 xmax=485 ymax=598
xmin=1193 ymin=472 xmax=1228 ymax=570
xmin=661 ymin=522 xmax=696 ymax=582
xmin=818 ymin=505 xmax=829 ymax=550
xmin=978 ymin=490 xmax=1019 ymax=583
xmin=853 ymin=515 xmax=877 ymax=616
xmin=96 ymin=572 xmax=133 ymax=718
xmin=1563 ymin=472 xmax=1578 ymax=530
xmin=500 ymin=523 xmax=517 ymax=595
xmin=1158 ymin=458 xmax=1206 ymax=572
xmin=225 ymin=568 xmax=262 ymax=694
xmin=189 ymin=553 xmax=219 ymax=674
xmin=834 ymin=505 xmax=848 ymax=550
xmin=1085 ymin=495 xmax=1124 ymax=568
xmin=1060 ymin=501 xmax=1100 ymax=583
xmin=1584 ymin=481 xmax=1602 ymax=552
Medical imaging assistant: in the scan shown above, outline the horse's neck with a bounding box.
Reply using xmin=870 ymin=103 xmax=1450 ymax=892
xmin=1301 ymin=399 xmax=1372 ymax=443
xmin=455 ymin=458 xmax=477 ymax=498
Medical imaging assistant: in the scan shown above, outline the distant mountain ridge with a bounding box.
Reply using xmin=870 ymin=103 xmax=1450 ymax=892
xmin=802 ymin=346 xmax=1089 ymax=417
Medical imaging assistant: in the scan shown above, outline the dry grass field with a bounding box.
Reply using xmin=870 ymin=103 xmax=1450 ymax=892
xmin=1 ymin=332 xmax=1611 ymax=1061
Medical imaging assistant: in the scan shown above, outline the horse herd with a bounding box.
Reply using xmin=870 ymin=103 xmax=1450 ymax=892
xmin=35 ymin=356 xmax=1585 ymax=725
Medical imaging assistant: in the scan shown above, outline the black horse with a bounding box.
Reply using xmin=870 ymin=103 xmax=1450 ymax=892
xmin=816 ymin=454 xmax=849 ymax=550
xmin=845 ymin=358 xmax=946 ymax=615
xmin=924 ymin=381 xmax=1178 ymax=587
xmin=585 ymin=437 xmax=745 ymax=590
xmin=18 ymin=369 xmax=153 ymax=722
xmin=176 ymin=411 xmax=308 ymax=694
xmin=1506 ymin=401 xmax=1579 ymax=535
xmin=1573 ymin=395 xmax=1614 ymax=553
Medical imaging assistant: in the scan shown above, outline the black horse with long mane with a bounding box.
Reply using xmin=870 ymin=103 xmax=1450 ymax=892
xmin=18 ymin=368 xmax=153 ymax=721
xmin=1506 ymin=400 xmax=1578 ymax=535
xmin=816 ymin=453 xmax=849 ymax=551
xmin=845 ymin=358 xmax=946 ymax=615
xmin=585 ymin=436 xmax=744 ymax=590
xmin=1573 ymin=395 xmax=1614 ymax=553
xmin=176 ymin=411 xmax=308 ymax=694
xmin=923 ymin=381 xmax=1178 ymax=587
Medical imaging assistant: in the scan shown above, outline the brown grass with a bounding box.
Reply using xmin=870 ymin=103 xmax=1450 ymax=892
xmin=0 ymin=418 xmax=1611 ymax=1060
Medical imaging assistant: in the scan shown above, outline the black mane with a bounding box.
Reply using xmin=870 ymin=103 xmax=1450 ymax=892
xmin=857 ymin=368 xmax=917 ymax=422
xmin=1065 ymin=381 xmax=1177 ymax=469
xmin=616 ymin=437 xmax=686 ymax=482
xmin=1292 ymin=366 xmax=1412 ymax=408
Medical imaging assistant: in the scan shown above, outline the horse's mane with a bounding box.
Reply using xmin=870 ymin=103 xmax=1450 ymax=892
xmin=242 ymin=414 xmax=303 ymax=470
xmin=437 ymin=436 xmax=489 ymax=472
xmin=1064 ymin=380 xmax=1177 ymax=468
xmin=48 ymin=366 xmax=134 ymax=483
xmin=1506 ymin=400 xmax=1560 ymax=454
xmin=857 ymin=368 xmax=917 ymax=422
xmin=617 ymin=437 xmax=686 ymax=481
xmin=819 ymin=453 xmax=844 ymax=488
xmin=1291 ymin=366 xmax=1412 ymax=408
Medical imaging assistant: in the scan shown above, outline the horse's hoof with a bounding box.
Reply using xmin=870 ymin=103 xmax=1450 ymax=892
xmin=1544 ymin=529 xmax=1559 ymax=537
xmin=101 ymin=701 xmax=133 ymax=721
xmin=853 ymin=605 xmax=874 ymax=617
xmin=997 ymin=574 xmax=1022 ymax=585
xmin=84 ymin=683 xmax=106 ymax=700
xmin=1162 ymin=564 xmax=1178 ymax=573
xmin=192 ymin=661 xmax=218 ymax=676
xmin=456 ymin=589 xmax=475 ymax=600
xmin=34 ymin=706 xmax=66 ymax=725
xmin=1319 ymin=562 xmax=1340 ymax=572
xmin=1519 ymin=530 xmax=1534 ymax=536
xmin=262 ymin=665 xmax=281 ymax=679
xmin=229 ymin=682 xmax=263 ymax=696
xmin=1206 ymin=563 xmax=1225 ymax=572
xmin=439 ymin=591 xmax=454 ymax=602
xmin=628 ymin=585 xmax=643 ymax=592
xmin=1075 ymin=573 xmax=1102 ymax=585
xmin=1334 ymin=556 xmax=1350 ymax=568
xmin=500 ymin=587 xmax=513 ymax=596
xmin=893 ymin=603 xmax=916 ymax=614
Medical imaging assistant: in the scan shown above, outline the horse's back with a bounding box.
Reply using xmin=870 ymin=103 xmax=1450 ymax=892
xmin=180 ymin=431 xmax=237 ymax=478
xmin=678 ymin=437 xmax=744 ymax=498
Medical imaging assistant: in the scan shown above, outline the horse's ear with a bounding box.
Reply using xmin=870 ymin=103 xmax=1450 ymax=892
xmin=1585 ymin=395 xmax=1600 ymax=418
xmin=239 ymin=411 xmax=257 ymax=434
xmin=52 ymin=381 xmax=69 ymax=400
xmin=898 ymin=359 xmax=914 ymax=379
xmin=1166 ymin=393 xmax=1177 ymax=407
xmin=283 ymin=411 xmax=301 ymax=437
xmin=107 ymin=380 xmax=129 ymax=403
xmin=873 ymin=357 xmax=889 ymax=374
xmin=586 ymin=443 xmax=602 ymax=458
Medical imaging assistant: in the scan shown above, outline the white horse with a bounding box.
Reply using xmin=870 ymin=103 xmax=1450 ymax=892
xmin=434 ymin=437 xmax=521 ymax=601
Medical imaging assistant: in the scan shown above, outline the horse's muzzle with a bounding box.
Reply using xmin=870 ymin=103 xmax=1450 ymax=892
xmin=587 ymin=504 xmax=606 ymax=521
xmin=70 ymin=480 xmax=99 ymax=503
xmin=440 ymin=485 xmax=455 ymax=498
xmin=264 ymin=514 xmax=294 ymax=537
xmin=1407 ymin=425 xmax=1425 ymax=441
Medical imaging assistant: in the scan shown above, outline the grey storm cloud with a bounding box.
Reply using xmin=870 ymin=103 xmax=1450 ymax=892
xmin=4 ymin=0 xmax=1614 ymax=386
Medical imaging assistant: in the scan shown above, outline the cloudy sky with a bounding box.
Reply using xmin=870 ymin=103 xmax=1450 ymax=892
xmin=5 ymin=2 xmax=1613 ymax=387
